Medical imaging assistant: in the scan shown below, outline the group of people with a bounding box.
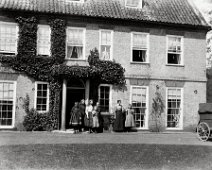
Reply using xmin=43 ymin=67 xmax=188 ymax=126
xmin=69 ymin=99 xmax=103 ymax=134
xmin=113 ymin=100 xmax=135 ymax=132
xmin=69 ymin=99 xmax=135 ymax=134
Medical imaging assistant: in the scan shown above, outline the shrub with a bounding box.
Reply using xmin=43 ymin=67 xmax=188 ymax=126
xmin=23 ymin=109 xmax=56 ymax=131
xmin=23 ymin=109 xmax=43 ymax=131
xmin=150 ymin=89 xmax=165 ymax=132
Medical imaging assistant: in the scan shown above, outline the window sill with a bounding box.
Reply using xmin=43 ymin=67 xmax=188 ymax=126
xmin=166 ymin=127 xmax=183 ymax=130
xmin=0 ymin=52 xmax=16 ymax=56
xmin=0 ymin=125 xmax=14 ymax=129
xmin=37 ymin=111 xmax=49 ymax=114
xmin=135 ymin=127 xmax=149 ymax=130
xmin=130 ymin=62 xmax=150 ymax=65
xmin=37 ymin=54 xmax=51 ymax=57
xmin=65 ymin=58 xmax=87 ymax=61
xmin=166 ymin=64 xmax=184 ymax=67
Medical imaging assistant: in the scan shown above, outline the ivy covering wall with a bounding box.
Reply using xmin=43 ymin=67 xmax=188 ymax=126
xmin=0 ymin=16 xmax=126 ymax=130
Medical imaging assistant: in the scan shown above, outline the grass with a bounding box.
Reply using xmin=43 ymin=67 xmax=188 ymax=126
xmin=0 ymin=144 xmax=212 ymax=170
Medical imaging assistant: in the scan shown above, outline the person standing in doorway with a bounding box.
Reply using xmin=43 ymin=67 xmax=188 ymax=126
xmin=79 ymin=99 xmax=86 ymax=132
xmin=85 ymin=99 xmax=93 ymax=133
xmin=125 ymin=104 xmax=135 ymax=132
xmin=113 ymin=100 xmax=125 ymax=132
xmin=69 ymin=102 xmax=81 ymax=134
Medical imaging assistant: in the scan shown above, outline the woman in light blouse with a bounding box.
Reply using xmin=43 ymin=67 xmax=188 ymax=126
xmin=84 ymin=99 xmax=93 ymax=133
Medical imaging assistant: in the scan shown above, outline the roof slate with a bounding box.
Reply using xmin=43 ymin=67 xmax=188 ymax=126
xmin=0 ymin=0 xmax=210 ymax=29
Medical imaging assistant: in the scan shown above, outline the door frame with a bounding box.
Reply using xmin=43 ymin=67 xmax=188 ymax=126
xmin=61 ymin=79 xmax=90 ymax=130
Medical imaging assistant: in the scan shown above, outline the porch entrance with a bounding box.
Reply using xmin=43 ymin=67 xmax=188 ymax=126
xmin=65 ymin=79 xmax=85 ymax=129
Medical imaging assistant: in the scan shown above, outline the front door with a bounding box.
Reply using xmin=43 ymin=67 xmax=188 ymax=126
xmin=66 ymin=79 xmax=86 ymax=129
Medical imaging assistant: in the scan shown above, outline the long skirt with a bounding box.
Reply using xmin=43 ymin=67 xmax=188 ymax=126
xmin=125 ymin=114 xmax=135 ymax=127
xmin=113 ymin=110 xmax=125 ymax=132
xmin=70 ymin=113 xmax=81 ymax=127
xmin=93 ymin=116 xmax=99 ymax=128
xmin=84 ymin=112 xmax=93 ymax=128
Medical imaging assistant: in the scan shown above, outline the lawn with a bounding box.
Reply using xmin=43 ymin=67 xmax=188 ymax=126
xmin=0 ymin=144 xmax=212 ymax=170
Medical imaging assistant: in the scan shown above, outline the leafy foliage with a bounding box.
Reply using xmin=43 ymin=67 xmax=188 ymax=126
xmin=22 ymin=94 xmax=56 ymax=131
xmin=88 ymin=48 xmax=126 ymax=86
xmin=150 ymin=89 xmax=165 ymax=132
xmin=49 ymin=19 xmax=66 ymax=64
xmin=16 ymin=16 xmax=37 ymax=58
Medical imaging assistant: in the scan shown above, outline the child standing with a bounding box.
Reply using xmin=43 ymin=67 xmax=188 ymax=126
xmin=125 ymin=104 xmax=135 ymax=132
xmin=92 ymin=106 xmax=99 ymax=133
xmin=69 ymin=102 xmax=81 ymax=134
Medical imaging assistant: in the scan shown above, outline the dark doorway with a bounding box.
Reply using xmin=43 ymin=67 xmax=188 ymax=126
xmin=66 ymin=88 xmax=85 ymax=129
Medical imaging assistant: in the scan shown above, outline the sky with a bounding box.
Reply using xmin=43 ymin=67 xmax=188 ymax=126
xmin=193 ymin=0 xmax=212 ymax=24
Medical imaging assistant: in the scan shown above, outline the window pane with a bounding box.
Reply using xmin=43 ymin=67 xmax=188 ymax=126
xmin=99 ymin=86 xmax=110 ymax=112
xmin=67 ymin=29 xmax=83 ymax=45
xmin=132 ymin=49 xmax=146 ymax=62
xmin=100 ymin=45 xmax=110 ymax=60
xmin=37 ymin=25 xmax=51 ymax=55
xmin=168 ymin=53 xmax=181 ymax=64
xmin=126 ymin=0 xmax=140 ymax=7
xmin=36 ymin=83 xmax=48 ymax=112
xmin=167 ymin=88 xmax=182 ymax=128
xmin=133 ymin=34 xmax=147 ymax=48
xmin=0 ymin=23 xmax=17 ymax=54
xmin=67 ymin=46 xmax=83 ymax=59
xmin=0 ymin=82 xmax=14 ymax=126
xmin=101 ymin=31 xmax=111 ymax=45
xmin=131 ymin=86 xmax=147 ymax=128
xmin=168 ymin=37 xmax=181 ymax=52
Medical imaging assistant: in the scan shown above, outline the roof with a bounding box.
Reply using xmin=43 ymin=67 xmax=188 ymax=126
xmin=0 ymin=0 xmax=210 ymax=29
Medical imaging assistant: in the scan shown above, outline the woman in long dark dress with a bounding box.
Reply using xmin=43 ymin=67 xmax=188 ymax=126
xmin=69 ymin=102 xmax=81 ymax=134
xmin=78 ymin=99 xmax=85 ymax=132
xmin=96 ymin=102 xmax=104 ymax=133
xmin=113 ymin=100 xmax=125 ymax=132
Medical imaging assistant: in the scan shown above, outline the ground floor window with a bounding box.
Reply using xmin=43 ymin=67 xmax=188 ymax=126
xmin=0 ymin=82 xmax=15 ymax=127
xmin=98 ymin=85 xmax=110 ymax=112
xmin=131 ymin=86 xmax=148 ymax=129
xmin=167 ymin=88 xmax=182 ymax=128
xmin=35 ymin=82 xmax=49 ymax=112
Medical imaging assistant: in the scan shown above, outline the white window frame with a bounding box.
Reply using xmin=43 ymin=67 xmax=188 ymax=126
xmin=34 ymin=82 xmax=50 ymax=113
xmin=98 ymin=84 xmax=112 ymax=114
xmin=125 ymin=0 xmax=142 ymax=8
xmin=166 ymin=87 xmax=184 ymax=130
xmin=131 ymin=32 xmax=149 ymax=63
xmin=166 ymin=35 xmax=184 ymax=66
xmin=37 ymin=24 xmax=51 ymax=56
xmin=0 ymin=81 xmax=17 ymax=129
xmin=130 ymin=85 xmax=149 ymax=129
xmin=99 ymin=29 xmax=113 ymax=61
xmin=0 ymin=21 xmax=19 ymax=55
xmin=66 ymin=27 xmax=86 ymax=60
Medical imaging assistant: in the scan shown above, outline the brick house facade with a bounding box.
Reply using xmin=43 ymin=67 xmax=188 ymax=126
xmin=0 ymin=0 xmax=210 ymax=131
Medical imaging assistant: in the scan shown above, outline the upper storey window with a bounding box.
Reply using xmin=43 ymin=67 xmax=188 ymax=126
xmin=37 ymin=25 xmax=51 ymax=56
xmin=100 ymin=30 xmax=113 ymax=60
xmin=167 ymin=36 xmax=183 ymax=65
xmin=132 ymin=32 xmax=149 ymax=63
xmin=0 ymin=22 xmax=18 ymax=55
xmin=66 ymin=27 xmax=85 ymax=60
xmin=125 ymin=0 xmax=142 ymax=8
